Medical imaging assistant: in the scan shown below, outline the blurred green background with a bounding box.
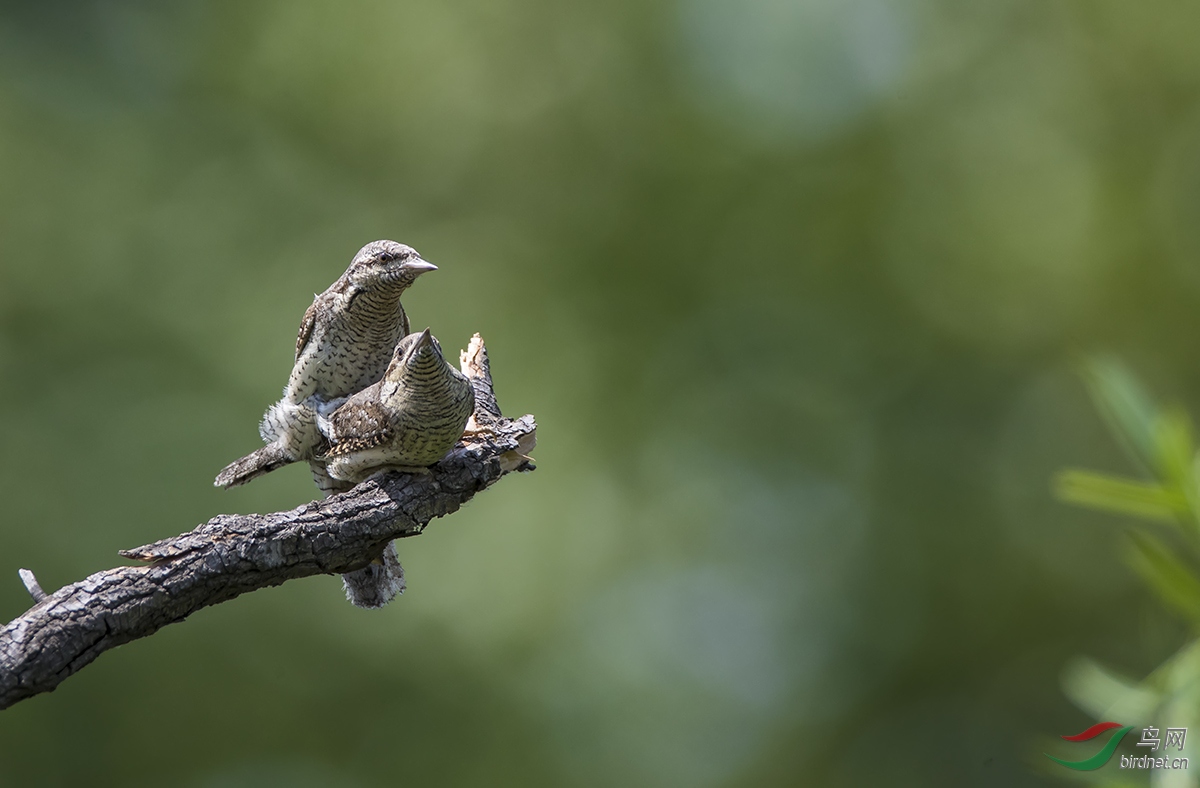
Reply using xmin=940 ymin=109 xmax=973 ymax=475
xmin=2 ymin=0 xmax=1200 ymax=785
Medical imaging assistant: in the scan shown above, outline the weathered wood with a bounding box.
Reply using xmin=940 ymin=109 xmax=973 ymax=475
xmin=0 ymin=335 xmax=534 ymax=710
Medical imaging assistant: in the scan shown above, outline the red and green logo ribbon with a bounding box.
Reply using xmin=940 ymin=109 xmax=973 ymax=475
xmin=1045 ymin=722 xmax=1132 ymax=771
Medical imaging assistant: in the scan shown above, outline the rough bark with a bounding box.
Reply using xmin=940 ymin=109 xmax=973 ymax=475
xmin=0 ymin=334 xmax=535 ymax=710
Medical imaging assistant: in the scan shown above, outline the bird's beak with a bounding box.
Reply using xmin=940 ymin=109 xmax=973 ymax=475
xmin=404 ymin=258 xmax=437 ymax=275
xmin=415 ymin=327 xmax=434 ymax=348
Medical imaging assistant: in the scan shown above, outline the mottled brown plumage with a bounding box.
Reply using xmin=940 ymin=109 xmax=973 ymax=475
xmin=214 ymin=240 xmax=436 ymax=489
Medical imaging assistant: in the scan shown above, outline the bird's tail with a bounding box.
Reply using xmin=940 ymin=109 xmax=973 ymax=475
xmin=213 ymin=443 xmax=294 ymax=488
xmin=341 ymin=541 xmax=406 ymax=609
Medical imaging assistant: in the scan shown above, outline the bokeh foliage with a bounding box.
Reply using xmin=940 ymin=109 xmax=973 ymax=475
xmin=2 ymin=0 xmax=1200 ymax=785
xmin=1050 ymin=361 xmax=1200 ymax=785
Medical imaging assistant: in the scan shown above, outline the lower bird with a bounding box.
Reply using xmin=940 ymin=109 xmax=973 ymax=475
xmin=319 ymin=328 xmax=475 ymax=607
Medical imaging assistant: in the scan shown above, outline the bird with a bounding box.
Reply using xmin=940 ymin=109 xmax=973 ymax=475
xmin=318 ymin=328 xmax=475 ymax=608
xmin=214 ymin=240 xmax=436 ymax=491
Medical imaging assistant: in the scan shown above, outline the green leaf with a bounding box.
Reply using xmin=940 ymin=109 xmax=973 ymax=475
xmin=1054 ymin=469 xmax=1186 ymax=523
xmin=1061 ymin=656 xmax=1160 ymax=724
xmin=1079 ymin=356 xmax=1160 ymax=476
xmin=1152 ymin=407 xmax=1195 ymax=493
xmin=1128 ymin=530 xmax=1200 ymax=625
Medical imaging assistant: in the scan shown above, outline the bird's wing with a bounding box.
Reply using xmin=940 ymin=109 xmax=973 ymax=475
xmin=325 ymin=400 xmax=393 ymax=457
xmin=295 ymin=297 xmax=320 ymax=360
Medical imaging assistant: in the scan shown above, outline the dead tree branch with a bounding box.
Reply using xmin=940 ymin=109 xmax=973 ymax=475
xmin=0 ymin=335 xmax=535 ymax=710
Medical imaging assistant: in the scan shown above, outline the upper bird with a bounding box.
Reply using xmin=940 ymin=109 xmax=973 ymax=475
xmin=214 ymin=240 xmax=437 ymax=490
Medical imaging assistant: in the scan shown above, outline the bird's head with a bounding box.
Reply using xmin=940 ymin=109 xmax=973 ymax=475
xmin=383 ymin=328 xmax=447 ymax=389
xmin=381 ymin=328 xmax=448 ymax=395
xmin=346 ymin=239 xmax=437 ymax=290
xmin=396 ymin=327 xmax=443 ymax=364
